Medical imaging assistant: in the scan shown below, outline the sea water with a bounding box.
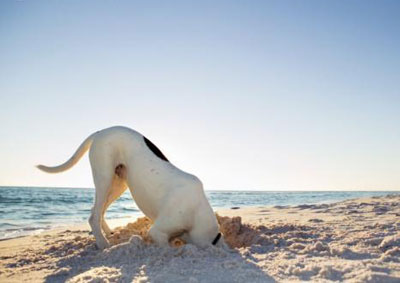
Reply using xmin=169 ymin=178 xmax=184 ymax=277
xmin=0 ymin=186 xmax=399 ymax=240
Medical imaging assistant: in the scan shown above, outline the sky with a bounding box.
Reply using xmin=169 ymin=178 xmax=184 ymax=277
xmin=0 ymin=0 xmax=399 ymax=190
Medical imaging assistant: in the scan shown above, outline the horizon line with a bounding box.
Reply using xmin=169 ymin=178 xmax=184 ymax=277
xmin=0 ymin=185 xmax=399 ymax=192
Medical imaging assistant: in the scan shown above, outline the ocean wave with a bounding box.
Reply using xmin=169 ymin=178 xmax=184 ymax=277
xmin=0 ymin=228 xmax=46 ymax=240
xmin=0 ymin=222 xmax=20 ymax=228
xmin=122 ymin=207 xmax=138 ymax=212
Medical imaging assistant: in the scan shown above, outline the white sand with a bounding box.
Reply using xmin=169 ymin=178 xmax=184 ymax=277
xmin=1 ymin=194 xmax=399 ymax=282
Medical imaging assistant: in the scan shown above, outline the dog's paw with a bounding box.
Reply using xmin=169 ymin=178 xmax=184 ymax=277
xmin=96 ymin=240 xmax=110 ymax=250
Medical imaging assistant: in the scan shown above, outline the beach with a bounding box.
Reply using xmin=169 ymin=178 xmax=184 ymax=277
xmin=1 ymin=194 xmax=399 ymax=282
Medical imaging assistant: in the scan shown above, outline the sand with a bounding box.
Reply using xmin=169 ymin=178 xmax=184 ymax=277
xmin=1 ymin=195 xmax=400 ymax=282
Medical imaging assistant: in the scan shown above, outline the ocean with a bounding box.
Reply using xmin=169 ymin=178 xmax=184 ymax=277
xmin=0 ymin=186 xmax=399 ymax=240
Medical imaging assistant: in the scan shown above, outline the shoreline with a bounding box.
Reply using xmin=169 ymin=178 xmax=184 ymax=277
xmin=1 ymin=195 xmax=400 ymax=282
xmin=0 ymin=216 xmax=142 ymax=242
xmin=2 ymin=191 xmax=399 ymax=242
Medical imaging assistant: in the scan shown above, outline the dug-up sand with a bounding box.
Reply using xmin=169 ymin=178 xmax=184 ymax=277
xmin=1 ymin=195 xmax=400 ymax=282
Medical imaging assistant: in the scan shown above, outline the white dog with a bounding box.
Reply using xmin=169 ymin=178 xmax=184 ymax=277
xmin=37 ymin=126 xmax=223 ymax=249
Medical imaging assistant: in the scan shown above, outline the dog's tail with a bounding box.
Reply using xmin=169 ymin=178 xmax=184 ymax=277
xmin=36 ymin=132 xmax=97 ymax=174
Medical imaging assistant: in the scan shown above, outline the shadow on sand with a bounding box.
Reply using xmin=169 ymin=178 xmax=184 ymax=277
xmin=44 ymin=232 xmax=275 ymax=283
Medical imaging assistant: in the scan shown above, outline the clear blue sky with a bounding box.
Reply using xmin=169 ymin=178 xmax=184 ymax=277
xmin=1 ymin=0 xmax=399 ymax=190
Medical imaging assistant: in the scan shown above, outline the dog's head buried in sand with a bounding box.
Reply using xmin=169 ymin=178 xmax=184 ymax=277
xmin=37 ymin=126 xmax=226 ymax=250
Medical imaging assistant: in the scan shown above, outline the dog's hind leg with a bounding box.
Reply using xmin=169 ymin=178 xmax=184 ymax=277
xmin=89 ymin=163 xmax=114 ymax=249
xmin=102 ymin=219 xmax=112 ymax=236
xmin=101 ymin=175 xmax=127 ymax=236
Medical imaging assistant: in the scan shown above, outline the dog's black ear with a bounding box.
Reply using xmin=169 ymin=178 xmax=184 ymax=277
xmin=212 ymin=233 xmax=222 ymax=245
xmin=143 ymin=136 xmax=169 ymax=162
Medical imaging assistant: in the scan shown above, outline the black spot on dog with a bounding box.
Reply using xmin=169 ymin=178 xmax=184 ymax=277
xmin=143 ymin=136 xmax=169 ymax=162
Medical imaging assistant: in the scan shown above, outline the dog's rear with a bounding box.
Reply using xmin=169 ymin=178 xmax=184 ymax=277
xmin=37 ymin=127 xmax=137 ymax=249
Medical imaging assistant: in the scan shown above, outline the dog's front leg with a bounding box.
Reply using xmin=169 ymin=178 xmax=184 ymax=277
xmin=148 ymin=225 xmax=169 ymax=246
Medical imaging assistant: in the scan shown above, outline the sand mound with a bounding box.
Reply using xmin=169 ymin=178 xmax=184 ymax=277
xmin=108 ymin=214 xmax=260 ymax=249
xmin=108 ymin=214 xmax=262 ymax=249
xmin=108 ymin=216 xmax=185 ymax=247
xmin=108 ymin=216 xmax=153 ymax=245
xmin=216 ymin=214 xmax=259 ymax=248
